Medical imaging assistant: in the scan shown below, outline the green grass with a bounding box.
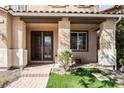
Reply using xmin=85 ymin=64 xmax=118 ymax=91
xmin=47 ymin=68 xmax=118 ymax=88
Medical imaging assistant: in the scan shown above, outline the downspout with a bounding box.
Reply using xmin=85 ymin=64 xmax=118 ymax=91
xmin=114 ymin=17 xmax=121 ymax=70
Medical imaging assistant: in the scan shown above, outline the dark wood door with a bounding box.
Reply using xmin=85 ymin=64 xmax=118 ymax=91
xmin=31 ymin=31 xmax=42 ymax=61
xmin=43 ymin=32 xmax=53 ymax=60
xmin=31 ymin=31 xmax=53 ymax=61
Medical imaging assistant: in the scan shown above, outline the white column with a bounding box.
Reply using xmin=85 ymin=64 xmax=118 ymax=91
xmin=98 ymin=19 xmax=116 ymax=70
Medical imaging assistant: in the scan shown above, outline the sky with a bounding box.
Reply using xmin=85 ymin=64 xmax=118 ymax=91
xmin=99 ymin=5 xmax=114 ymax=11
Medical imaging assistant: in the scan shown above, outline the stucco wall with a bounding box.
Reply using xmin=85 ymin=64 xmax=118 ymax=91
xmin=98 ymin=19 xmax=116 ymax=69
xmin=26 ymin=5 xmax=99 ymax=12
xmin=0 ymin=10 xmax=12 ymax=69
xmin=12 ymin=17 xmax=27 ymax=67
xmin=26 ymin=23 xmax=97 ymax=63
xmin=12 ymin=17 xmax=26 ymax=49
xmin=71 ymin=24 xmax=97 ymax=63
xmin=26 ymin=23 xmax=58 ymax=63
xmin=0 ymin=10 xmax=12 ymax=48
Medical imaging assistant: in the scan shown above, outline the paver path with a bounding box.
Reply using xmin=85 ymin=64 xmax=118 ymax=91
xmin=5 ymin=64 xmax=53 ymax=88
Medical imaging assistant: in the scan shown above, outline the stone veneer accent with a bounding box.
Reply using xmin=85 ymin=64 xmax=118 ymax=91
xmin=98 ymin=19 xmax=116 ymax=70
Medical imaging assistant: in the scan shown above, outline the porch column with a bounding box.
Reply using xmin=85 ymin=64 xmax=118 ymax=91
xmin=0 ymin=11 xmax=12 ymax=70
xmin=12 ymin=17 xmax=27 ymax=68
xmin=58 ymin=17 xmax=71 ymax=52
xmin=98 ymin=19 xmax=116 ymax=70
xmin=55 ymin=17 xmax=70 ymax=65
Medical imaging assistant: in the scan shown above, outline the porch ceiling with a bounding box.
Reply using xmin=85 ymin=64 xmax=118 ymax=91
xmin=20 ymin=17 xmax=106 ymax=24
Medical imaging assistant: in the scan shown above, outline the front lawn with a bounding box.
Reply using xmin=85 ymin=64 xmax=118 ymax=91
xmin=47 ymin=68 xmax=117 ymax=88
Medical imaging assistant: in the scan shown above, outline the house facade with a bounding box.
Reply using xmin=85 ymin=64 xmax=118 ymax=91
xmin=0 ymin=5 xmax=121 ymax=70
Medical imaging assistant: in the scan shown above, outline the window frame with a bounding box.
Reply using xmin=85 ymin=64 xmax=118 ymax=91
xmin=70 ymin=31 xmax=88 ymax=52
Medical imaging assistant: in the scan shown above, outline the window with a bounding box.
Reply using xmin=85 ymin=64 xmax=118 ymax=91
xmin=10 ymin=5 xmax=25 ymax=11
xmin=70 ymin=31 xmax=88 ymax=51
xmin=74 ymin=5 xmax=93 ymax=8
xmin=48 ymin=5 xmax=68 ymax=8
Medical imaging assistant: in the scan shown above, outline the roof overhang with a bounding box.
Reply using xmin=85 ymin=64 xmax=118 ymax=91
xmin=8 ymin=10 xmax=123 ymax=18
xmin=20 ymin=16 xmax=106 ymax=24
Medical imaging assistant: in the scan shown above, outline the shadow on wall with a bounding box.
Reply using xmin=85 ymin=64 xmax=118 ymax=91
xmin=100 ymin=49 xmax=116 ymax=65
xmin=12 ymin=49 xmax=22 ymax=67
xmin=100 ymin=29 xmax=114 ymax=49
xmin=98 ymin=28 xmax=116 ymax=66
xmin=0 ymin=17 xmax=7 ymax=48
xmin=59 ymin=29 xmax=70 ymax=49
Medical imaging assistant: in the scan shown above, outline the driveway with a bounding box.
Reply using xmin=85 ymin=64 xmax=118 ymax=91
xmin=5 ymin=64 xmax=53 ymax=88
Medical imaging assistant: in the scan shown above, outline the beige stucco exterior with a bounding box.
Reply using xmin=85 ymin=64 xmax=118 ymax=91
xmin=98 ymin=19 xmax=116 ymax=68
xmin=26 ymin=5 xmax=99 ymax=12
xmin=26 ymin=22 xmax=98 ymax=64
xmin=0 ymin=9 xmax=12 ymax=69
xmin=0 ymin=5 xmax=118 ymax=70
xmin=26 ymin=23 xmax=58 ymax=63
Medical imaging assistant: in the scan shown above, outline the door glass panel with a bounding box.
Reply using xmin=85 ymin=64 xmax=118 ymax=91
xmin=31 ymin=31 xmax=42 ymax=61
xmin=44 ymin=33 xmax=52 ymax=60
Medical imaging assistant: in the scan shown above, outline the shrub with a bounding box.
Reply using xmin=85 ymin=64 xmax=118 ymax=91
xmin=58 ymin=50 xmax=72 ymax=71
xmin=117 ymin=49 xmax=124 ymax=67
xmin=116 ymin=18 xmax=124 ymax=68
xmin=119 ymin=58 xmax=124 ymax=66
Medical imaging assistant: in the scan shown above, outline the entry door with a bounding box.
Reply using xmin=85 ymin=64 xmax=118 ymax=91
xmin=31 ymin=31 xmax=42 ymax=61
xmin=43 ymin=32 xmax=53 ymax=60
xmin=31 ymin=31 xmax=53 ymax=61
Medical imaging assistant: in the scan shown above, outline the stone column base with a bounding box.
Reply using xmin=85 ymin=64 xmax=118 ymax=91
xmin=98 ymin=49 xmax=116 ymax=70
xmin=0 ymin=49 xmax=27 ymax=71
xmin=0 ymin=48 xmax=12 ymax=71
xmin=12 ymin=49 xmax=27 ymax=68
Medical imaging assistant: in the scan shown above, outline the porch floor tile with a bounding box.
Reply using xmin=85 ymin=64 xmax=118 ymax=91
xmin=5 ymin=64 xmax=53 ymax=88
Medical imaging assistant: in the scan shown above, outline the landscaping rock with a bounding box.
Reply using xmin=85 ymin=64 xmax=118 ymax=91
xmin=92 ymin=73 xmax=109 ymax=81
xmin=0 ymin=69 xmax=21 ymax=82
xmin=52 ymin=67 xmax=70 ymax=75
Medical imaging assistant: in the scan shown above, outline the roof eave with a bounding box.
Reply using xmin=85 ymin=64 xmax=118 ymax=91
xmin=9 ymin=12 xmax=123 ymax=18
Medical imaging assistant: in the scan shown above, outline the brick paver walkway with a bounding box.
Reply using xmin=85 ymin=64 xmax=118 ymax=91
xmin=5 ymin=64 xmax=53 ymax=88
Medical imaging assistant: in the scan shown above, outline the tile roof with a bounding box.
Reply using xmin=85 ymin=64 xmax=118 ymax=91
xmin=7 ymin=7 xmax=124 ymax=15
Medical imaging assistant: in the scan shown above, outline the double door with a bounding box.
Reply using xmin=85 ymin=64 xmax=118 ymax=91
xmin=31 ymin=31 xmax=53 ymax=61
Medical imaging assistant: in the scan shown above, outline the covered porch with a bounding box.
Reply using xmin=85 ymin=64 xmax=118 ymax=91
xmin=0 ymin=11 xmax=118 ymax=70
xmin=23 ymin=16 xmax=102 ymax=64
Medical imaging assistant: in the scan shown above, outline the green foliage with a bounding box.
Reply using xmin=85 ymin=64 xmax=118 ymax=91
xmin=118 ymin=58 xmax=124 ymax=66
xmin=116 ymin=18 xmax=124 ymax=67
xmin=0 ymin=80 xmax=7 ymax=88
xmin=47 ymin=68 xmax=117 ymax=88
xmin=58 ymin=50 xmax=72 ymax=71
